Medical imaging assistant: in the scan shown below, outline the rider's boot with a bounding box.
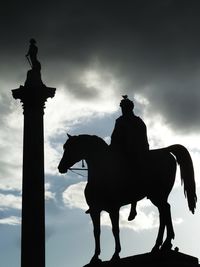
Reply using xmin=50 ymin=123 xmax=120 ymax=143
xmin=128 ymin=202 xmax=137 ymax=221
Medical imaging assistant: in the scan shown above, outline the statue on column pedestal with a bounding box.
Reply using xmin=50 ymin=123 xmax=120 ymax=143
xmin=25 ymin=38 xmax=44 ymax=87
xmin=12 ymin=40 xmax=56 ymax=267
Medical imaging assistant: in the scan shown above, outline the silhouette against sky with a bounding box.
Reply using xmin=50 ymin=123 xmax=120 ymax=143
xmin=12 ymin=40 xmax=56 ymax=267
xmin=1 ymin=1 xmax=200 ymax=266
xmin=58 ymin=96 xmax=197 ymax=264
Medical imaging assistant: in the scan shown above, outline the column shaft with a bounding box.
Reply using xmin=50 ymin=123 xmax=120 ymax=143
xmin=12 ymin=85 xmax=56 ymax=267
xmin=21 ymin=106 xmax=45 ymax=267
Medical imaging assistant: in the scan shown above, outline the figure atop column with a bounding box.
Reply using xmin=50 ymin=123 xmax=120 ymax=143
xmin=26 ymin=38 xmax=41 ymax=71
xmin=25 ymin=38 xmax=44 ymax=87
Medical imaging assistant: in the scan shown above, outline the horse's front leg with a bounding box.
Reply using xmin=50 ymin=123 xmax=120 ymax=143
xmin=109 ymin=209 xmax=121 ymax=261
xmin=90 ymin=210 xmax=102 ymax=263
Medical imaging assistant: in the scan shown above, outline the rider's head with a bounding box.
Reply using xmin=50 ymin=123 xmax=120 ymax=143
xmin=30 ymin=38 xmax=36 ymax=44
xmin=120 ymin=95 xmax=134 ymax=115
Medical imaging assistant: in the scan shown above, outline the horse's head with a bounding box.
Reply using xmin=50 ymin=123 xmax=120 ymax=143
xmin=58 ymin=133 xmax=108 ymax=174
xmin=58 ymin=134 xmax=84 ymax=174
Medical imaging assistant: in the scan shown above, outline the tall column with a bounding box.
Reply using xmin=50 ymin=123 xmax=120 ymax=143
xmin=12 ymin=40 xmax=56 ymax=267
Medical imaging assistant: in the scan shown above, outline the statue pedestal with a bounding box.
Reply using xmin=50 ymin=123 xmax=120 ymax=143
xmin=84 ymin=251 xmax=199 ymax=267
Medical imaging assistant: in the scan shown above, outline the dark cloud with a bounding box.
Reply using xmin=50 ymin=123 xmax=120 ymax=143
xmin=1 ymin=0 xmax=200 ymax=132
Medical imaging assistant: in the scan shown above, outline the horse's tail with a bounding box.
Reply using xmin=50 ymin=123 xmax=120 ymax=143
xmin=166 ymin=144 xmax=197 ymax=214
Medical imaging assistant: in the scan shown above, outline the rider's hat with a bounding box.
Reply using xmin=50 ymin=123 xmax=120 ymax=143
xmin=120 ymin=95 xmax=134 ymax=109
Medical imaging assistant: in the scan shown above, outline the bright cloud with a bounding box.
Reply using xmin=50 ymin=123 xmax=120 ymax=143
xmin=62 ymin=181 xmax=88 ymax=211
xmin=0 ymin=216 xmax=21 ymax=225
xmin=45 ymin=183 xmax=56 ymax=201
xmin=0 ymin=107 xmax=23 ymax=192
xmin=44 ymin=71 xmax=119 ymax=138
xmin=0 ymin=193 xmax=21 ymax=210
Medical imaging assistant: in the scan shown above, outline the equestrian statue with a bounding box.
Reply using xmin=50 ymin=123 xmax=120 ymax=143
xmin=58 ymin=96 xmax=197 ymax=263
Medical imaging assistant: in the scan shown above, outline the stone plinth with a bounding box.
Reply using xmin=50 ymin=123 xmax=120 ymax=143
xmin=84 ymin=251 xmax=199 ymax=267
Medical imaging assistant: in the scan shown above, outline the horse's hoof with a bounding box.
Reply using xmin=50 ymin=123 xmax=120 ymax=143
xmin=161 ymin=242 xmax=172 ymax=252
xmin=90 ymin=256 xmax=102 ymax=265
xmin=174 ymin=247 xmax=179 ymax=253
xmin=151 ymin=245 xmax=160 ymax=254
xmin=111 ymin=253 xmax=120 ymax=262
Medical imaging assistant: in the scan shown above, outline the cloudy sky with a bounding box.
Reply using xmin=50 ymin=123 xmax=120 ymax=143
xmin=1 ymin=0 xmax=200 ymax=266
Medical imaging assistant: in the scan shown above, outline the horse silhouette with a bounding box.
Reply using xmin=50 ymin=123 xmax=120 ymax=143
xmin=58 ymin=134 xmax=196 ymax=263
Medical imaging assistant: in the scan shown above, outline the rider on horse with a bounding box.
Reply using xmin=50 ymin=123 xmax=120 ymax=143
xmin=110 ymin=95 xmax=149 ymax=220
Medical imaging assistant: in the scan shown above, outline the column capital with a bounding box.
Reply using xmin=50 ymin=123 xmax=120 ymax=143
xmin=12 ymin=85 xmax=56 ymax=111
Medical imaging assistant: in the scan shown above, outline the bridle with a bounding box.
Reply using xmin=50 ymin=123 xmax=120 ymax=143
xmin=69 ymin=159 xmax=88 ymax=177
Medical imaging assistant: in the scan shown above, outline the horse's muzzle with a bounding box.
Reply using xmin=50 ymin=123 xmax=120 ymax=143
xmin=58 ymin=164 xmax=68 ymax=174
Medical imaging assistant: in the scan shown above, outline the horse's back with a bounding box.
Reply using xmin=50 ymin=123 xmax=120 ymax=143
xmin=85 ymin=144 xmax=177 ymax=211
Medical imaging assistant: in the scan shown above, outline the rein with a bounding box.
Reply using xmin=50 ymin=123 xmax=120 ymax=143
xmin=69 ymin=160 xmax=88 ymax=177
xmin=69 ymin=168 xmax=88 ymax=177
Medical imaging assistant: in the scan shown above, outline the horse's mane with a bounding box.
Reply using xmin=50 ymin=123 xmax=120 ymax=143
xmin=79 ymin=134 xmax=108 ymax=150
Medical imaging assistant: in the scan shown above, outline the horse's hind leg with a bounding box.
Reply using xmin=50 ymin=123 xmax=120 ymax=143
xmin=151 ymin=201 xmax=175 ymax=252
xmin=109 ymin=209 xmax=121 ymax=261
xmin=151 ymin=203 xmax=166 ymax=252
xmin=161 ymin=202 xmax=175 ymax=251
xmin=90 ymin=211 xmax=102 ymax=263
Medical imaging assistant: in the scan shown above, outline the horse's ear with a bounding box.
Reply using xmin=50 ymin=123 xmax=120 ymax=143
xmin=67 ymin=133 xmax=72 ymax=138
